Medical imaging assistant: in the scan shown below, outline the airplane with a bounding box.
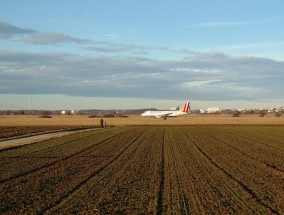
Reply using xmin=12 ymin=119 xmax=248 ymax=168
xmin=141 ymin=101 xmax=190 ymax=119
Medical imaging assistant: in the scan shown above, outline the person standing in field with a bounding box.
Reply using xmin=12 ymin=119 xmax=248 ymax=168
xmin=100 ymin=118 xmax=104 ymax=128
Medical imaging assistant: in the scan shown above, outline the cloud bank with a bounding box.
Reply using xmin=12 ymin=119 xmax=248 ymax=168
xmin=0 ymin=21 xmax=36 ymax=38
xmin=1 ymin=50 xmax=283 ymax=102
xmin=1 ymin=20 xmax=284 ymax=105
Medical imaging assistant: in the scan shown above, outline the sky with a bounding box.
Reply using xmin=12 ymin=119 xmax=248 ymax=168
xmin=0 ymin=0 xmax=284 ymax=110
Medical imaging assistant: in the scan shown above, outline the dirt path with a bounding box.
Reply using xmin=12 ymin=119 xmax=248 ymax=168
xmin=0 ymin=129 xmax=99 ymax=150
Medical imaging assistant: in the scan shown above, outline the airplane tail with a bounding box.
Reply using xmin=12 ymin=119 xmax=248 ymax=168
xmin=181 ymin=102 xmax=190 ymax=113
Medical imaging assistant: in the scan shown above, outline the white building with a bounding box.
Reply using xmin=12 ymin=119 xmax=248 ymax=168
xmin=207 ymin=107 xmax=220 ymax=113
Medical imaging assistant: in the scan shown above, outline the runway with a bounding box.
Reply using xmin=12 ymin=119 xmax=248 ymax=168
xmin=0 ymin=128 xmax=99 ymax=150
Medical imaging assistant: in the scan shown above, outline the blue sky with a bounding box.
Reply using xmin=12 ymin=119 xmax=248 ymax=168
xmin=0 ymin=0 xmax=284 ymax=110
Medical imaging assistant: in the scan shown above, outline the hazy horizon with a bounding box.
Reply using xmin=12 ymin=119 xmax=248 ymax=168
xmin=0 ymin=94 xmax=283 ymax=111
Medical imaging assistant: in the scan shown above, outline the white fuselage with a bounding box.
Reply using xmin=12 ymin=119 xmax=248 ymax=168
xmin=141 ymin=101 xmax=190 ymax=119
xmin=141 ymin=110 xmax=187 ymax=118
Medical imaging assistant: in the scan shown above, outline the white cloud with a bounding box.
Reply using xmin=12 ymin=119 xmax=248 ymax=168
xmin=216 ymin=40 xmax=284 ymax=50
xmin=1 ymin=50 xmax=284 ymax=102
xmin=103 ymin=33 xmax=119 ymax=38
xmin=181 ymin=80 xmax=223 ymax=88
xmin=83 ymin=42 xmax=147 ymax=54
xmin=24 ymin=32 xmax=89 ymax=45
xmin=170 ymin=67 xmax=223 ymax=74
xmin=188 ymin=19 xmax=266 ymax=28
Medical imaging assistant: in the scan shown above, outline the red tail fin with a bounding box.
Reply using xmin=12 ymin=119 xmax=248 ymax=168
xmin=181 ymin=102 xmax=190 ymax=113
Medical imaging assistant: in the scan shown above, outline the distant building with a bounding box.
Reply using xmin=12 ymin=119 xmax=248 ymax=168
xmin=207 ymin=107 xmax=220 ymax=113
xmin=61 ymin=110 xmax=72 ymax=115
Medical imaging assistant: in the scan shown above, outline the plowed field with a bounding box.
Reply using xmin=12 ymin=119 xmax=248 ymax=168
xmin=0 ymin=126 xmax=283 ymax=214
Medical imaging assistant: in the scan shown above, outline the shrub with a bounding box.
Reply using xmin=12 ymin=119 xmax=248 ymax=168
xmin=39 ymin=115 xmax=52 ymax=118
xmin=88 ymin=115 xmax=98 ymax=118
xmin=232 ymin=111 xmax=241 ymax=117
